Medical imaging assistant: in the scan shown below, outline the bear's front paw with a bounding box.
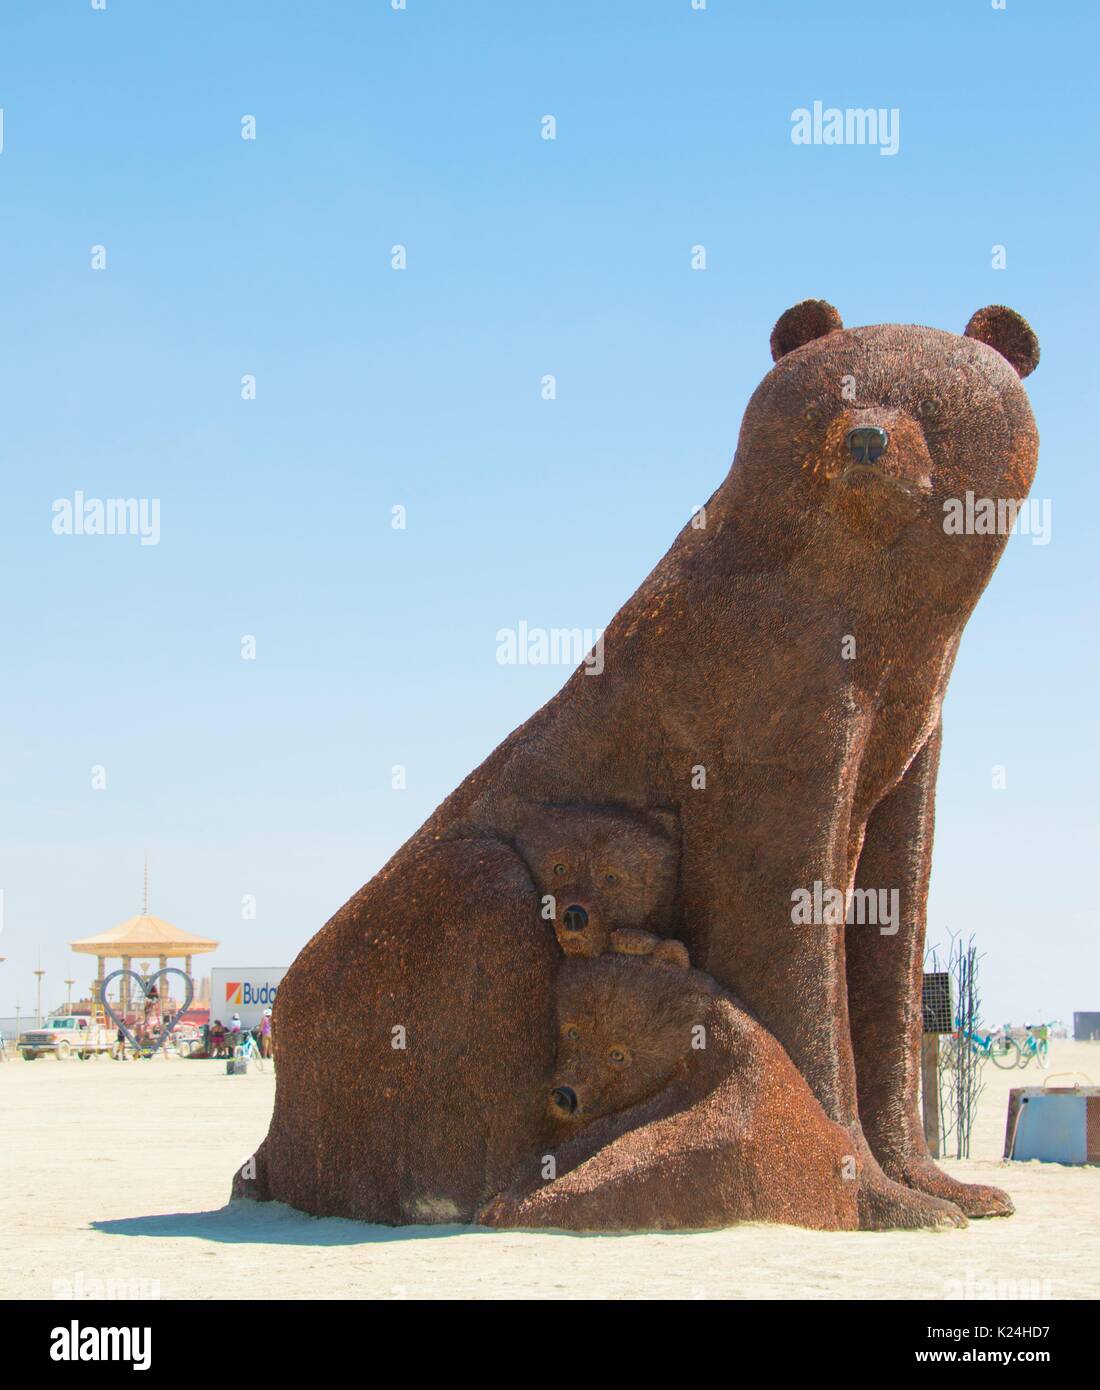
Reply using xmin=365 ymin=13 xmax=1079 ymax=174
xmin=608 ymin=928 xmax=662 ymax=955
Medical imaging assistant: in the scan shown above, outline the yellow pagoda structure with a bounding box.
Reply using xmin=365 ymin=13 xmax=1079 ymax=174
xmin=71 ymin=865 xmax=218 ymax=1021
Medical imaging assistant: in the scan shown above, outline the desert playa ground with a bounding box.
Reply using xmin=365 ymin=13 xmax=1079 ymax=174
xmin=3 ymin=1040 xmax=1098 ymax=1301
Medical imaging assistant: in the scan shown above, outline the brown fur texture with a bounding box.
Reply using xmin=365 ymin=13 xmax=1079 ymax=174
xmin=514 ymin=803 xmax=679 ymax=958
xmin=235 ymin=838 xmax=557 ymax=1224
xmin=238 ymin=303 xmax=1039 ymax=1229
xmin=478 ymin=952 xmax=861 ymax=1232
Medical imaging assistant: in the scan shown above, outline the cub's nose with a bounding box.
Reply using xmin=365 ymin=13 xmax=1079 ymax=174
xmin=846 ymin=426 xmax=889 ymax=464
xmin=561 ymin=905 xmax=588 ymax=934
xmin=551 ymin=1086 xmax=578 ymax=1116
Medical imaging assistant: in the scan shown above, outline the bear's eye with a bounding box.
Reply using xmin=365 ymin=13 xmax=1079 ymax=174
xmin=553 ymin=863 xmax=567 ymax=876
xmin=803 ymin=404 xmax=824 ymax=425
xmin=565 ymin=1026 xmax=580 ymax=1041
xmin=608 ymin=1046 xmax=630 ymax=1067
xmin=919 ymin=397 xmax=940 ymax=417
xmin=604 ymin=872 xmax=618 ymax=885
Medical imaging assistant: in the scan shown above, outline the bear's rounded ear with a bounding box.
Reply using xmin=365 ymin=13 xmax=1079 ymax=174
xmin=770 ymin=300 xmax=843 ymax=362
xmin=964 ymin=305 xmax=1039 ymax=379
xmin=651 ymin=940 xmax=691 ymax=971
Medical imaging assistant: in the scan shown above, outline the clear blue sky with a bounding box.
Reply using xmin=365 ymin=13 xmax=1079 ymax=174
xmin=1 ymin=0 xmax=1096 ymax=1028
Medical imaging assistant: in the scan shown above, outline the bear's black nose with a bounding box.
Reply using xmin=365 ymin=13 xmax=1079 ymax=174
xmin=562 ymin=905 xmax=588 ymax=933
xmin=551 ymin=1086 xmax=578 ymax=1115
xmin=845 ymin=426 xmax=889 ymax=464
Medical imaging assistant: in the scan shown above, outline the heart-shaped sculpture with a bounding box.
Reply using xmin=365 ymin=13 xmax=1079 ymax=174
xmin=101 ymin=968 xmax=195 ymax=1057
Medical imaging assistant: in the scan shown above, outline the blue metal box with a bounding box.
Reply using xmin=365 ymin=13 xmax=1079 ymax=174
xmin=1005 ymin=1084 xmax=1100 ymax=1164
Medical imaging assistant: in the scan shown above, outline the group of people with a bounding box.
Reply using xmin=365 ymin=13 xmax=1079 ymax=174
xmin=107 ymin=992 xmax=274 ymax=1061
xmin=111 ymin=984 xmax=165 ymax=1059
xmin=204 ymin=1009 xmax=272 ymax=1059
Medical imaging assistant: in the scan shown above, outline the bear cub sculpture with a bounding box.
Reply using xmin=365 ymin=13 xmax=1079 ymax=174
xmin=479 ymin=942 xmax=862 ymax=1232
xmin=514 ymin=803 xmax=679 ymax=958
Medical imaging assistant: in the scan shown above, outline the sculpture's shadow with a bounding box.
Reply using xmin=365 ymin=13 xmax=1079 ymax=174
xmin=93 ymin=1200 xmax=478 ymax=1247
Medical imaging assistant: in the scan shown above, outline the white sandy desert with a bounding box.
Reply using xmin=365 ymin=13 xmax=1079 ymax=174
xmin=3 ymin=1040 xmax=1098 ymax=1300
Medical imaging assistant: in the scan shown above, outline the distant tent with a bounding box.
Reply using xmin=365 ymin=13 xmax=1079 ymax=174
xmin=1073 ymin=1012 xmax=1100 ymax=1042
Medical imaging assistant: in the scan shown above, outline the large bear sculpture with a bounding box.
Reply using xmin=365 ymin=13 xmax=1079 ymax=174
xmin=235 ymin=301 xmax=1039 ymax=1231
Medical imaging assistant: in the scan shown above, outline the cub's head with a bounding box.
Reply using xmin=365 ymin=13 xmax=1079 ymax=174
xmin=549 ymin=944 xmax=701 ymax=1125
xmin=515 ymin=804 xmax=679 ymax=958
xmin=735 ymin=300 xmax=1040 ymax=565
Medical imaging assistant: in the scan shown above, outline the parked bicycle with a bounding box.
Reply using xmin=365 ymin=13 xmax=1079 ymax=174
xmin=234 ymin=1031 xmax=264 ymax=1071
xmin=942 ymin=1027 xmax=1019 ymax=1071
xmin=1012 ymin=1024 xmax=1051 ymax=1070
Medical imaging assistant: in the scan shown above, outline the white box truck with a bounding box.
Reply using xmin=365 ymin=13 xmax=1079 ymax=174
xmin=209 ymin=967 xmax=287 ymax=1033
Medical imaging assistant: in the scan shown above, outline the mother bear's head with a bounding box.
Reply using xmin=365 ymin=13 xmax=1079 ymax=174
xmin=729 ymin=300 xmax=1040 ymax=563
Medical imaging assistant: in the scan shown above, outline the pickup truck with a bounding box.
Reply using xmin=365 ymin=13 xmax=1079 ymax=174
xmin=17 ymin=1015 xmax=114 ymax=1060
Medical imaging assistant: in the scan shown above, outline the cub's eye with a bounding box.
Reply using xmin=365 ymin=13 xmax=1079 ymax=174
xmin=553 ymin=863 xmax=567 ymax=876
xmin=565 ymin=1026 xmax=580 ymax=1041
xmin=604 ymin=872 xmax=618 ymax=885
xmin=608 ymin=1046 xmax=629 ymax=1067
